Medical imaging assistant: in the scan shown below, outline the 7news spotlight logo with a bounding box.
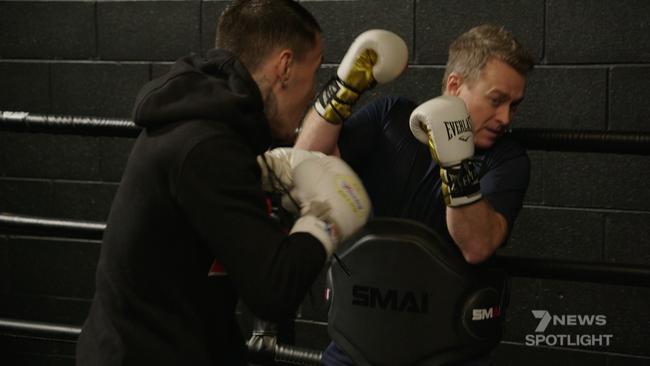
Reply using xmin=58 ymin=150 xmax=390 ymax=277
xmin=525 ymin=310 xmax=613 ymax=347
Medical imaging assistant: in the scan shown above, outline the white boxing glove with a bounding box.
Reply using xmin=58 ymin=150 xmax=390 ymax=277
xmin=314 ymin=29 xmax=408 ymax=125
xmin=257 ymin=148 xmax=325 ymax=192
xmin=287 ymin=156 xmax=371 ymax=257
xmin=409 ymin=96 xmax=481 ymax=207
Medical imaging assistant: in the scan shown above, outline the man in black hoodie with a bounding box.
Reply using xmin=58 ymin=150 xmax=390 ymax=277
xmin=76 ymin=1 xmax=371 ymax=365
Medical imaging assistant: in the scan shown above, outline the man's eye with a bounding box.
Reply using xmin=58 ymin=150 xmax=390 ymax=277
xmin=489 ymin=97 xmax=501 ymax=107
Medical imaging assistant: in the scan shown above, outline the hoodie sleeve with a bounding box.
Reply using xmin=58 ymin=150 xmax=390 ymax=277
xmin=174 ymin=134 xmax=326 ymax=321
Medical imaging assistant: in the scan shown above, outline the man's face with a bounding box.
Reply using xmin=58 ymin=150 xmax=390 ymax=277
xmin=453 ymin=58 xmax=526 ymax=150
xmin=270 ymin=34 xmax=323 ymax=143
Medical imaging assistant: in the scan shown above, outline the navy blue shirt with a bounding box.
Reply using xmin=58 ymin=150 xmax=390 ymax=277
xmin=338 ymin=96 xmax=530 ymax=246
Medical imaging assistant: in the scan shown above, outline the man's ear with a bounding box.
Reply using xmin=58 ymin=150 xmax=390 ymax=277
xmin=277 ymin=49 xmax=293 ymax=86
xmin=445 ymin=72 xmax=463 ymax=96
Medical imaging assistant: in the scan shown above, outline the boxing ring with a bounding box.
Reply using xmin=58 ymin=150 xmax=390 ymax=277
xmin=1 ymin=110 xmax=649 ymax=365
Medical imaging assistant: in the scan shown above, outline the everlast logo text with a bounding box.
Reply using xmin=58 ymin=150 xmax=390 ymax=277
xmin=352 ymin=285 xmax=429 ymax=313
xmin=444 ymin=117 xmax=472 ymax=140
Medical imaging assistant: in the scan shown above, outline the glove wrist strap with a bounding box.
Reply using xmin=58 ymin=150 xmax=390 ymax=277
xmin=440 ymin=159 xmax=482 ymax=207
xmin=314 ymin=77 xmax=356 ymax=125
xmin=314 ymin=70 xmax=377 ymax=125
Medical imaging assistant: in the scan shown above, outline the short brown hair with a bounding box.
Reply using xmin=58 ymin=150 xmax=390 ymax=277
xmin=442 ymin=24 xmax=535 ymax=93
xmin=215 ymin=0 xmax=321 ymax=73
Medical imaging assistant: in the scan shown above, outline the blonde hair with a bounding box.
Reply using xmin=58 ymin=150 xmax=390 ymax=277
xmin=442 ymin=24 xmax=534 ymax=93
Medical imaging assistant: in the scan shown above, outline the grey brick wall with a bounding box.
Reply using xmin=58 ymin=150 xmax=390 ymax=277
xmin=1 ymin=0 xmax=649 ymax=364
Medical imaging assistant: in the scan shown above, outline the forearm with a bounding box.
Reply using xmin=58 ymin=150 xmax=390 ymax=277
xmin=294 ymin=107 xmax=342 ymax=155
xmin=296 ymin=30 xmax=406 ymax=155
xmin=446 ymin=199 xmax=508 ymax=264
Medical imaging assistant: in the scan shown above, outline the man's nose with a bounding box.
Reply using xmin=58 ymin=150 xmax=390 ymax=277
xmin=496 ymin=104 xmax=512 ymax=128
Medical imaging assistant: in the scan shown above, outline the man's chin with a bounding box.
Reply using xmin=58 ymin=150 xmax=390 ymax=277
xmin=474 ymin=136 xmax=497 ymax=150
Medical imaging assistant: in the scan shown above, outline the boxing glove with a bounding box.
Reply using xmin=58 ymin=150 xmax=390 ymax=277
xmin=314 ymin=29 xmax=408 ymax=125
xmin=409 ymin=96 xmax=481 ymax=207
xmin=257 ymin=148 xmax=325 ymax=192
xmin=287 ymin=156 xmax=371 ymax=257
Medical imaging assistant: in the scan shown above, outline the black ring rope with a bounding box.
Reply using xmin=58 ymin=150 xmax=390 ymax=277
xmin=2 ymin=111 xmax=650 ymax=154
xmin=0 ymin=111 xmax=140 ymax=137
xmin=508 ymin=128 xmax=650 ymax=155
xmin=2 ymin=213 xmax=649 ymax=288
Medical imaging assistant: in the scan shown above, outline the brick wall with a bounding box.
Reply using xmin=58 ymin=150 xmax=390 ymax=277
xmin=1 ymin=0 xmax=649 ymax=364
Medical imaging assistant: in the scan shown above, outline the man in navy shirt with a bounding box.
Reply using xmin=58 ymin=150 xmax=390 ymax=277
xmin=296 ymin=24 xmax=535 ymax=365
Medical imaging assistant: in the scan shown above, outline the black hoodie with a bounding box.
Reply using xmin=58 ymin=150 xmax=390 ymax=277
xmin=76 ymin=49 xmax=326 ymax=366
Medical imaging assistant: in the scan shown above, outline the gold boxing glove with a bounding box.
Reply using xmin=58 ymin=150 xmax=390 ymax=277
xmin=314 ymin=29 xmax=408 ymax=125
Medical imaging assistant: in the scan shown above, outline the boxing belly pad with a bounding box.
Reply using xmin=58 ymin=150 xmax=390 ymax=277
xmin=326 ymin=218 xmax=508 ymax=366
